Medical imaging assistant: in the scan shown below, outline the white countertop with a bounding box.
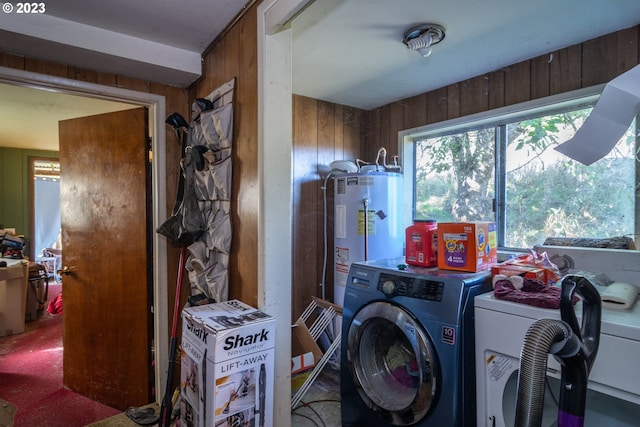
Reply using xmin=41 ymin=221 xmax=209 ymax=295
xmin=0 ymin=258 xmax=28 ymax=281
xmin=0 ymin=257 xmax=28 ymax=267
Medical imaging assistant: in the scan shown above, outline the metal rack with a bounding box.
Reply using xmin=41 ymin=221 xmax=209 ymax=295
xmin=291 ymin=296 xmax=342 ymax=408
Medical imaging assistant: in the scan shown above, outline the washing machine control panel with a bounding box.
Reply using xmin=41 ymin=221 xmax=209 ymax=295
xmin=377 ymin=273 xmax=444 ymax=301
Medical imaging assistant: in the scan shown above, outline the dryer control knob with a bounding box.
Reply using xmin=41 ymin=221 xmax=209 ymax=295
xmin=382 ymin=280 xmax=397 ymax=297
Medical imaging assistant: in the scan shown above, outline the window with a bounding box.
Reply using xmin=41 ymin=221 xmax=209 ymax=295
xmin=402 ymin=86 xmax=639 ymax=250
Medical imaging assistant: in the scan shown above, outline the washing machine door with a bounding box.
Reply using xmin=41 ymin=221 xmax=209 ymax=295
xmin=347 ymin=301 xmax=439 ymax=426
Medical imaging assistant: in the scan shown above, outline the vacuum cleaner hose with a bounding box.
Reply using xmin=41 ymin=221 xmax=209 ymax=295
xmin=514 ymin=318 xmax=573 ymax=427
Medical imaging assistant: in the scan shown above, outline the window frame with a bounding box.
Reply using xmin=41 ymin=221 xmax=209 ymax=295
xmin=398 ymin=83 xmax=639 ymax=250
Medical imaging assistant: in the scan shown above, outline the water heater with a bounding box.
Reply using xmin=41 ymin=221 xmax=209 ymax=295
xmin=334 ymin=171 xmax=403 ymax=306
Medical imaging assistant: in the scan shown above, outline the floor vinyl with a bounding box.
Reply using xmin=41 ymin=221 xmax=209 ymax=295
xmin=292 ymin=366 xmax=341 ymax=427
xmin=88 ymin=366 xmax=342 ymax=426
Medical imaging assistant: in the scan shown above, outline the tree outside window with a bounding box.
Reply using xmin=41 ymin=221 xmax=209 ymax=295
xmin=414 ymin=103 xmax=637 ymax=249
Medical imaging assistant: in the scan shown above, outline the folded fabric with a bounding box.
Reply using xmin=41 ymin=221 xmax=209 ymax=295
xmin=493 ymin=277 xmax=578 ymax=309
xmin=493 ymin=274 xmax=523 ymax=289
xmin=600 ymin=282 xmax=639 ymax=310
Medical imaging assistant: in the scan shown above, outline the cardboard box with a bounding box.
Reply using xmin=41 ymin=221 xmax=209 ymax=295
xmin=438 ymin=222 xmax=497 ymax=272
xmin=492 ymin=264 xmax=547 ymax=282
xmin=291 ymin=318 xmax=322 ymax=374
xmin=290 ymin=318 xmax=324 ymax=394
xmin=180 ymin=300 xmax=275 ymax=427
xmin=0 ymin=259 xmax=28 ymax=337
xmin=291 ymin=351 xmax=315 ymax=375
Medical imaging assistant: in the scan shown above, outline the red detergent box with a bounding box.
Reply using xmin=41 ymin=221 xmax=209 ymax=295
xmin=438 ymin=222 xmax=497 ymax=272
xmin=405 ymin=220 xmax=438 ymax=267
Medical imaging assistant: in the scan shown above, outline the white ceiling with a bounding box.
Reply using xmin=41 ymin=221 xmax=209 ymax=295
xmin=291 ymin=0 xmax=640 ymax=110
xmin=0 ymin=0 xmax=249 ymax=86
xmin=1 ymin=0 xmax=640 ymax=150
xmin=0 ymin=0 xmax=250 ymax=150
xmin=0 ymin=84 xmax=138 ymax=150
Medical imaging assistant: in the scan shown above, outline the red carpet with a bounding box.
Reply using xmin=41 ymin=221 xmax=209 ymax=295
xmin=0 ymin=283 xmax=121 ymax=426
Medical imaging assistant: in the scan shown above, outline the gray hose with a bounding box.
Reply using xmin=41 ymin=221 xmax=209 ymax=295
xmin=514 ymin=318 xmax=572 ymax=427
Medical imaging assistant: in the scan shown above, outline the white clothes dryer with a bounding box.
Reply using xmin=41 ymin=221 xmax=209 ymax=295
xmin=474 ymin=246 xmax=640 ymax=427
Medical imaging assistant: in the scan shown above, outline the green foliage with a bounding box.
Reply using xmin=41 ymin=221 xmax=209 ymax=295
xmin=416 ymin=128 xmax=495 ymax=222
xmin=414 ymin=107 xmax=636 ymax=249
xmin=505 ymin=156 xmax=634 ymax=247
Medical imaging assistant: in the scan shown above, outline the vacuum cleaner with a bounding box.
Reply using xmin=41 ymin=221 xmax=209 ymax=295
xmin=514 ymin=274 xmax=602 ymax=427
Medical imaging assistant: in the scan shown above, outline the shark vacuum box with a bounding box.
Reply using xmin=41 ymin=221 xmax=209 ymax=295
xmin=180 ymin=299 xmax=275 ymax=427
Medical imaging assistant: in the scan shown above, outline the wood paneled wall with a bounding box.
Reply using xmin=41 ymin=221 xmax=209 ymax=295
xmin=291 ymin=95 xmax=365 ymax=319
xmin=291 ymin=26 xmax=640 ymax=321
xmin=188 ymin=1 xmax=371 ymax=319
xmin=365 ymin=26 xmax=639 ymax=159
xmin=4 ymin=22 xmax=637 ymax=330
xmin=188 ymin=2 xmax=370 ymax=319
xmin=0 ymin=0 xmax=262 ymax=324
xmin=189 ymin=2 xmax=260 ymax=307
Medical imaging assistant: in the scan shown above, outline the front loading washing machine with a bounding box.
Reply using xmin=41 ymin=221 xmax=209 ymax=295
xmin=341 ymin=258 xmax=492 ymax=427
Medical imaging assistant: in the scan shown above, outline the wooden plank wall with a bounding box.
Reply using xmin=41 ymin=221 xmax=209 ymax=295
xmin=188 ymin=2 xmax=370 ymax=319
xmin=189 ymin=2 xmax=260 ymax=307
xmin=291 ymin=95 xmax=365 ymax=319
xmin=3 ymin=23 xmax=636 ymax=327
xmin=365 ymin=26 xmax=639 ymax=159
xmin=292 ymin=26 xmax=639 ymax=321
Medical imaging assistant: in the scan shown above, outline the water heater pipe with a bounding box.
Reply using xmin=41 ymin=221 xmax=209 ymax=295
xmin=320 ymin=170 xmax=342 ymax=300
xmin=375 ymin=147 xmax=387 ymax=171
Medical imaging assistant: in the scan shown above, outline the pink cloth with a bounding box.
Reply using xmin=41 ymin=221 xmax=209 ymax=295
xmin=493 ymin=278 xmax=578 ymax=309
xmin=47 ymin=293 xmax=63 ymax=315
xmin=390 ymin=359 xmax=419 ymax=388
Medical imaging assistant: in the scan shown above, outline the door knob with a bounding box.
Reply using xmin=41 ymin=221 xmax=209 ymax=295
xmin=57 ymin=266 xmax=73 ymax=276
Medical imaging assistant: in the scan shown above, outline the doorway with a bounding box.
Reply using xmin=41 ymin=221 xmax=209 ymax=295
xmin=0 ymin=64 xmax=170 ymax=403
